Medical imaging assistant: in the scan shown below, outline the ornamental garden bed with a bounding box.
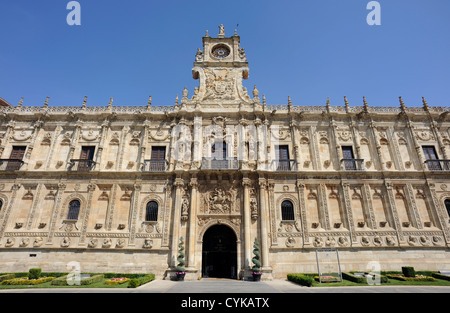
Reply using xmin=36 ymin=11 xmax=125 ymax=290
xmin=0 ymin=270 xmax=155 ymax=289
xmin=288 ymin=269 xmax=450 ymax=287
xmin=105 ymin=277 xmax=130 ymax=285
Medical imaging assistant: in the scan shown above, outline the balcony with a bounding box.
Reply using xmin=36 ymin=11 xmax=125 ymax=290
xmin=68 ymin=159 xmax=96 ymax=172
xmin=272 ymin=160 xmax=297 ymax=171
xmin=425 ymin=159 xmax=450 ymax=171
xmin=341 ymin=158 xmax=365 ymax=171
xmin=143 ymin=160 xmax=168 ymax=172
xmin=0 ymin=159 xmax=24 ymax=171
xmin=201 ymin=158 xmax=239 ymax=170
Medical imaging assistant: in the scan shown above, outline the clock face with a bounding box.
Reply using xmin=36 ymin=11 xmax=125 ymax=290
xmin=212 ymin=44 xmax=230 ymax=59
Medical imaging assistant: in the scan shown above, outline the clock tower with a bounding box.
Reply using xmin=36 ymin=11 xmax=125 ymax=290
xmin=189 ymin=25 xmax=254 ymax=107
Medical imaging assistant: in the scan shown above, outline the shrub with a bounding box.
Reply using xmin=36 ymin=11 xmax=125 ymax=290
xmin=127 ymin=274 xmax=155 ymax=288
xmin=128 ymin=278 xmax=140 ymax=288
xmin=432 ymin=273 xmax=450 ymax=281
xmin=80 ymin=274 xmax=104 ymax=285
xmin=287 ymin=274 xmax=313 ymax=287
xmin=28 ymin=268 xmax=42 ymax=280
xmin=51 ymin=275 xmax=69 ymax=286
xmin=0 ymin=274 xmax=15 ymax=282
xmin=402 ymin=267 xmax=415 ymax=278
xmin=386 ymin=274 xmax=436 ymax=282
xmin=105 ymin=277 xmax=130 ymax=285
xmin=2 ymin=277 xmax=54 ymax=285
xmin=343 ymin=272 xmax=366 ymax=284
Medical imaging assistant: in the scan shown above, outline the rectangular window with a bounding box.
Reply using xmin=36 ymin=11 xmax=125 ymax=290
xmin=78 ymin=146 xmax=95 ymax=171
xmin=423 ymin=146 xmax=441 ymax=170
xmin=151 ymin=146 xmax=166 ymax=160
xmin=342 ymin=146 xmax=356 ymax=170
xmin=276 ymin=145 xmax=290 ymax=171
xmin=149 ymin=146 xmax=166 ymax=171
xmin=7 ymin=146 xmax=26 ymax=170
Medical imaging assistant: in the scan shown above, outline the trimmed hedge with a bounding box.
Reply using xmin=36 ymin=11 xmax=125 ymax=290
xmin=105 ymin=278 xmax=130 ymax=285
xmin=343 ymin=272 xmax=366 ymax=284
xmin=287 ymin=274 xmax=313 ymax=287
xmin=1 ymin=277 xmax=55 ymax=285
xmin=0 ymin=274 xmax=15 ymax=282
xmin=127 ymin=274 xmax=155 ymax=288
xmin=402 ymin=267 xmax=416 ymax=278
xmin=28 ymin=268 xmax=42 ymax=280
xmin=432 ymin=273 xmax=450 ymax=281
xmin=51 ymin=274 xmax=104 ymax=286
xmin=344 ymin=272 xmax=388 ymax=284
xmin=386 ymin=274 xmax=436 ymax=282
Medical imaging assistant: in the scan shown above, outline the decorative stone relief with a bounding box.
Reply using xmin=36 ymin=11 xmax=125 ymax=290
xmin=143 ymin=239 xmax=153 ymax=249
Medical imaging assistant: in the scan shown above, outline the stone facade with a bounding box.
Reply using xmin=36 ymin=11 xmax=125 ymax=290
xmin=1 ymin=26 xmax=450 ymax=280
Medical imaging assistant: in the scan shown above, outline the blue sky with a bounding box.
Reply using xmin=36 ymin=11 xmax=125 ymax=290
xmin=0 ymin=0 xmax=449 ymax=108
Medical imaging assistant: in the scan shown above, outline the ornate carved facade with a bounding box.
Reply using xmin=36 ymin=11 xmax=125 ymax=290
xmin=0 ymin=26 xmax=449 ymax=279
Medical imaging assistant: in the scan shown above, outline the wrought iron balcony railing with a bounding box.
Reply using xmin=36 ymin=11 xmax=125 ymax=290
xmin=341 ymin=158 xmax=365 ymax=171
xmin=143 ymin=160 xmax=168 ymax=172
xmin=0 ymin=159 xmax=24 ymax=171
xmin=201 ymin=158 xmax=239 ymax=170
xmin=425 ymin=159 xmax=450 ymax=171
xmin=272 ymin=160 xmax=297 ymax=171
xmin=68 ymin=159 xmax=96 ymax=172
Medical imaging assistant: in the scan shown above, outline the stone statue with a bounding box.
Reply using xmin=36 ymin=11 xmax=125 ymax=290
xmin=218 ymin=24 xmax=225 ymax=37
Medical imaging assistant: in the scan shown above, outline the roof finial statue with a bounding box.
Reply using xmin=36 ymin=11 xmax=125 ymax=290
xmin=399 ymin=96 xmax=406 ymax=112
xmin=344 ymin=96 xmax=350 ymax=111
xmin=218 ymin=24 xmax=225 ymax=38
xmin=108 ymin=97 xmax=113 ymax=108
xmin=175 ymin=95 xmax=179 ymax=106
xmin=17 ymin=97 xmax=23 ymax=108
xmin=43 ymin=97 xmax=49 ymax=109
xmin=82 ymin=96 xmax=87 ymax=109
xmin=147 ymin=96 xmax=152 ymax=108
xmin=182 ymin=86 xmax=189 ymax=100
xmin=363 ymin=96 xmax=369 ymax=112
xmin=422 ymin=97 xmax=429 ymax=111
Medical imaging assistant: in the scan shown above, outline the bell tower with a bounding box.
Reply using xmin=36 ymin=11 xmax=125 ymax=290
xmin=191 ymin=25 xmax=252 ymax=107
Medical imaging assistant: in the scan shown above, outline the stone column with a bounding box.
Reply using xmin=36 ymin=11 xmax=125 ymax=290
xmin=0 ymin=183 xmax=21 ymax=243
xmin=79 ymin=183 xmax=96 ymax=246
xmin=46 ymin=182 xmax=67 ymax=245
xmin=258 ymin=178 xmax=270 ymax=269
xmin=242 ymin=176 xmax=252 ymax=270
xmin=129 ymin=182 xmax=142 ymax=246
xmin=384 ymin=181 xmax=404 ymax=243
xmin=425 ymin=181 xmax=450 ymax=245
xmin=187 ymin=177 xmax=198 ymax=268
xmin=171 ymin=177 xmax=185 ymax=267
xmin=95 ymin=119 xmax=109 ymax=171
xmin=296 ymin=180 xmax=309 ymax=246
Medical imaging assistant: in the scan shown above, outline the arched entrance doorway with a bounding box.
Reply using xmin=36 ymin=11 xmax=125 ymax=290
xmin=202 ymin=225 xmax=237 ymax=279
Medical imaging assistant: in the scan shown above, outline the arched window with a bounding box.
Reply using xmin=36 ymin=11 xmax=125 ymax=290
xmin=67 ymin=200 xmax=81 ymax=220
xmin=281 ymin=200 xmax=295 ymax=221
xmin=0 ymin=199 xmax=3 ymax=212
xmin=445 ymin=199 xmax=450 ymax=219
xmin=146 ymin=201 xmax=158 ymax=222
